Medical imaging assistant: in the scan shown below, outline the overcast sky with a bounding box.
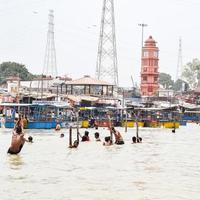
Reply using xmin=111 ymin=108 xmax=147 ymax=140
xmin=1 ymin=0 xmax=200 ymax=87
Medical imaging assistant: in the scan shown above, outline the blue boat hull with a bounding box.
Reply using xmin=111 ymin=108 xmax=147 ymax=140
xmin=5 ymin=121 xmax=57 ymax=129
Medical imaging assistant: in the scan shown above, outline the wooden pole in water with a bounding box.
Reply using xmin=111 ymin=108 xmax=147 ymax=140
xmin=108 ymin=114 xmax=113 ymax=144
xmin=110 ymin=128 xmax=113 ymax=144
xmin=76 ymin=111 xmax=79 ymax=143
xmin=134 ymin=111 xmax=140 ymax=142
xmin=172 ymin=117 xmax=176 ymax=133
xmin=125 ymin=110 xmax=128 ymax=133
xmin=136 ymin=120 xmax=139 ymax=140
xmin=69 ymin=126 xmax=72 ymax=147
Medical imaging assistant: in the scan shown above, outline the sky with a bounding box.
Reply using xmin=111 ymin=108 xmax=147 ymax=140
xmin=1 ymin=0 xmax=200 ymax=87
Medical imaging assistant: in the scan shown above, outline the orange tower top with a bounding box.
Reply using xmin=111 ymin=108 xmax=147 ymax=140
xmin=140 ymin=36 xmax=159 ymax=96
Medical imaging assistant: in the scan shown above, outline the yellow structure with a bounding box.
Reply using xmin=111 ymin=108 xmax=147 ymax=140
xmin=122 ymin=121 xmax=144 ymax=127
xmin=81 ymin=120 xmax=180 ymax=129
xmin=162 ymin=122 xmax=180 ymax=129
xmin=81 ymin=120 xmax=89 ymax=128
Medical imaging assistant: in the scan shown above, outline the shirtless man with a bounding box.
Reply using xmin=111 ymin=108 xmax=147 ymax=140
xmin=80 ymin=131 xmax=90 ymax=142
xmin=7 ymin=118 xmax=29 ymax=154
xmin=7 ymin=132 xmax=29 ymax=154
xmin=111 ymin=127 xmax=124 ymax=145
xmin=14 ymin=118 xmax=24 ymax=135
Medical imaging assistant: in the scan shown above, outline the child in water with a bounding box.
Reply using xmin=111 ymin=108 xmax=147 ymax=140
xmin=132 ymin=136 xmax=142 ymax=143
xmin=94 ymin=132 xmax=101 ymax=142
xmin=81 ymin=131 xmax=90 ymax=142
xmin=103 ymin=136 xmax=112 ymax=146
xmin=55 ymin=123 xmax=61 ymax=131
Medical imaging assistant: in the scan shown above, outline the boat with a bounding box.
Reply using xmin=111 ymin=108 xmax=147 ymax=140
xmin=0 ymin=101 xmax=72 ymax=129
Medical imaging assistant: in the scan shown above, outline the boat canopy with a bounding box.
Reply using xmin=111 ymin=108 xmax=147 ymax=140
xmin=0 ymin=103 xmax=31 ymax=107
xmin=31 ymin=101 xmax=71 ymax=108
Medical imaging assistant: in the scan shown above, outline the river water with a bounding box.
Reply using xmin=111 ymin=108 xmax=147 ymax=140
xmin=0 ymin=124 xmax=200 ymax=200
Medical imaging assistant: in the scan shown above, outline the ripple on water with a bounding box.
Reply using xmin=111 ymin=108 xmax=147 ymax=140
xmin=1 ymin=126 xmax=200 ymax=200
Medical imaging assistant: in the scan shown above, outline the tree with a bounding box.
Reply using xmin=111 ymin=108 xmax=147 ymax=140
xmin=0 ymin=62 xmax=35 ymax=84
xmin=182 ymin=58 xmax=200 ymax=89
xmin=173 ymin=79 xmax=189 ymax=91
xmin=159 ymin=72 xmax=174 ymax=89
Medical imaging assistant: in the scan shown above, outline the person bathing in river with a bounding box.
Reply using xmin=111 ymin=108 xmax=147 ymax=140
xmin=94 ymin=132 xmax=101 ymax=142
xmin=55 ymin=123 xmax=61 ymax=131
xmin=23 ymin=116 xmax=29 ymax=129
xmin=111 ymin=127 xmax=124 ymax=145
xmin=132 ymin=136 xmax=142 ymax=143
xmin=14 ymin=117 xmax=24 ymax=135
xmin=7 ymin=133 xmax=28 ymax=154
xmin=103 ymin=136 xmax=112 ymax=146
xmin=80 ymin=131 xmax=90 ymax=142
xmin=28 ymin=136 xmax=33 ymax=143
xmin=0 ymin=114 xmax=6 ymax=128
xmin=7 ymin=118 xmax=30 ymax=154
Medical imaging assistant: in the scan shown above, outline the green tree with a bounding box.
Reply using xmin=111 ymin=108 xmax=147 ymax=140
xmin=159 ymin=72 xmax=174 ymax=89
xmin=0 ymin=62 xmax=35 ymax=84
xmin=173 ymin=79 xmax=189 ymax=91
xmin=182 ymin=58 xmax=200 ymax=89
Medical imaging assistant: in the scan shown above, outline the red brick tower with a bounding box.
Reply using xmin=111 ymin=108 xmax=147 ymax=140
xmin=140 ymin=36 xmax=159 ymax=96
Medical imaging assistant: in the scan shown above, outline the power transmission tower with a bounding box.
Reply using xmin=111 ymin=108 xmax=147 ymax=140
xmin=43 ymin=10 xmax=57 ymax=78
xmin=176 ymin=37 xmax=183 ymax=81
xmin=96 ymin=0 xmax=119 ymax=86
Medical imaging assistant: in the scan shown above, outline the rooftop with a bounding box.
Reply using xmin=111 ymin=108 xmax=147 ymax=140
xmin=65 ymin=75 xmax=114 ymax=86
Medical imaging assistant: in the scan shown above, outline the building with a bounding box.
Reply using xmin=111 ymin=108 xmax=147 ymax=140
xmin=158 ymin=88 xmax=174 ymax=98
xmin=140 ymin=36 xmax=159 ymax=96
xmin=6 ymin=76 xmax=20 ymax=95
xmin=63 ymin=75 xmax=114 ymax=97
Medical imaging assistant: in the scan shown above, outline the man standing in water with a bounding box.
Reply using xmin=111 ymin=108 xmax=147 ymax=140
xmin=7 ymin=132 xmax=28 ymax=154
xmin=111 ymin=127 xmax=124 ymax=145
xmin=0 ymin=114 xmax=6 ymax=128
xmin=7 ymin=118 xmax=29 ymax=154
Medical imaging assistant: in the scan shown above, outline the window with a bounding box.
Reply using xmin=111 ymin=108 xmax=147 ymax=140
xmin=153 ymin=60 xmax=158 ymax=66
xmin=154 ymin=51 xmax=158 ymax=58
xmin=142 ymin=60 xmax=148 ymax=65
xmin=154 ymin=77 xmax=158 ymax=82
xmin=143 ymin=51 xmax=149 ymax=57
xmin=143 ymin=76 xmax=147 ymax=81
xmin=148 ymin=86 xmax=153 ymax=92
xmin=154 ymin=68 xmax=157 ymax=72
xmin=143 ymin=67 xmax=147 ymax=72
xmin=150 ymin=60 xmax=154 ymax=66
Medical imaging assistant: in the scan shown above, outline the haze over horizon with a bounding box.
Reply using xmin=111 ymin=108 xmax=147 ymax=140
xmin=1 ymin=0 xmax=200 ymax=87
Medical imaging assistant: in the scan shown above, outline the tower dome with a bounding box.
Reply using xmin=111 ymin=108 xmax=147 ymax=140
xmin=144 ymin=36 xmax=157 ymax=47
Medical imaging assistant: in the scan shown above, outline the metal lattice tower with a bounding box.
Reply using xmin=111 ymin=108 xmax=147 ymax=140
xmin=176 ymin=37 xmax=183 ymax=81
xmin=96 ymin=0 xmax=119 ymax=86
xmin=43 ymin=10 xmax=57 ymax=78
